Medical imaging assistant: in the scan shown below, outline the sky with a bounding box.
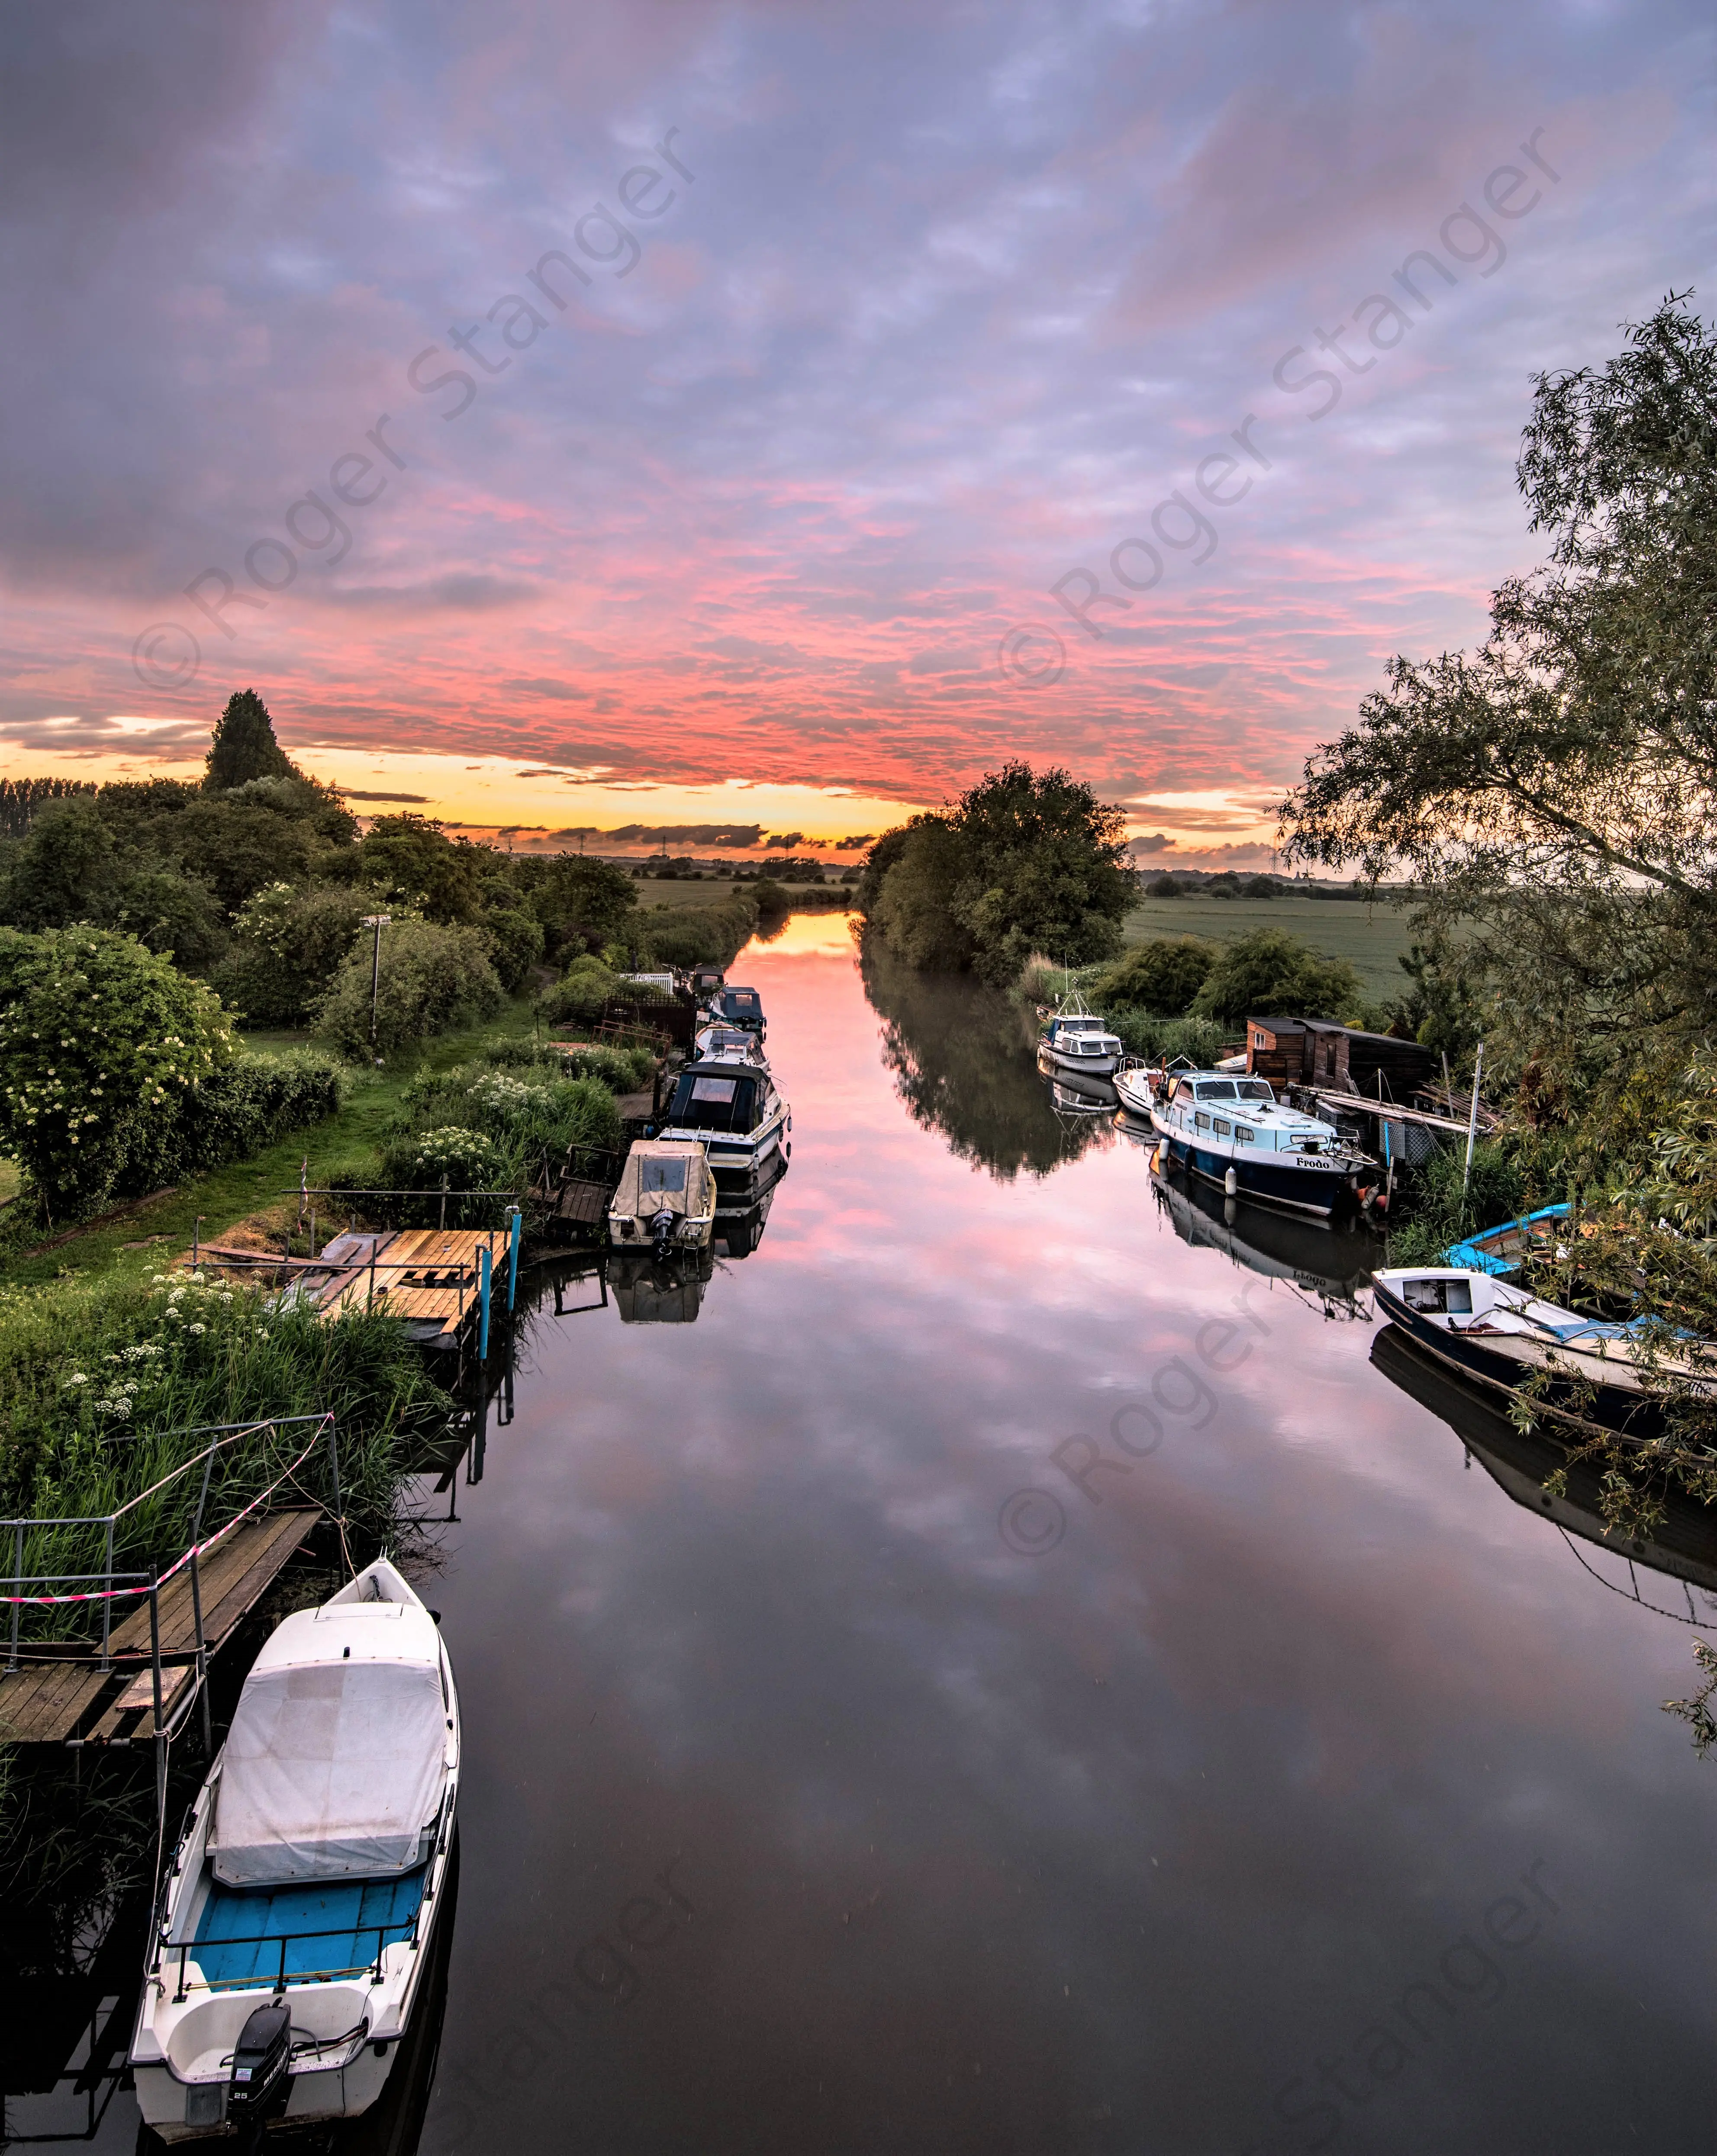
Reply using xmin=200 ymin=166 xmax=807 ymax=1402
xmin=1 ymin=0 xmax=1712 ymax=862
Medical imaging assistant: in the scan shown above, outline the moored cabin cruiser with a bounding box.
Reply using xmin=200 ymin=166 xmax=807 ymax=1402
xmin=706 ymin=984 xmax=765 ymax=1037
xmin=131 ymin=1559 xmax=457 ymax=2139
xmin=1116 ymin=1065 xmax=1371 ymax=1218
xmin=1037 ymin=991 xmax=1121 ymax=1076
xmin=694 ymin=1021 xmax=769 ymax=1069
xmin=653 ymin=1051 xmax=789 ymax=1191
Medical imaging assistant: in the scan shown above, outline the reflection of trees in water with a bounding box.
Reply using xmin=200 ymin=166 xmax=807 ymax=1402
xmin=859 ymin=936 xmax=1111 ymax=1180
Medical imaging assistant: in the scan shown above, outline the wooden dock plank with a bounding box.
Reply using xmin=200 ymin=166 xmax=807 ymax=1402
xmin=88 ymin=1661 xmax=197 ymax=1744
xmin=0 ymin=1660 xmax=113 ymax=1745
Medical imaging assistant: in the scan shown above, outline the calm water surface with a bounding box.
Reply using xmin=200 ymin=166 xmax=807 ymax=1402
xmin=29 ymin=916 xmax=1717 ymax=2153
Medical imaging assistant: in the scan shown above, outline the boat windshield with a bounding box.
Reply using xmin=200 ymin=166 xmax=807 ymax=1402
xmin=640 ymin=1155 xmax=688 ymax=1194
xmin=721 ymin=989 xmax=763 ymax=1018
xmin=669 ymin=1070 xmax=760 ymax=1133
xmin=1195 ymin=1081 xmax=1237 ymax=1101
xmin=1235 ymin=1080 xmax=1275 ymax=1101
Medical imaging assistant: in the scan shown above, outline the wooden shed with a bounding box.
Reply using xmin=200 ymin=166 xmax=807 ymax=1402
xmin=1246 ymin=1016 xmax=1437 ymax=1098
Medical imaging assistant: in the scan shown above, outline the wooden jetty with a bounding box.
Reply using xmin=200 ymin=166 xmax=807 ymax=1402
xmin=0 ymin=1509 xmax=319 ymax=1747
xmin=196 ymin=1226 xmax=510 ymax=1351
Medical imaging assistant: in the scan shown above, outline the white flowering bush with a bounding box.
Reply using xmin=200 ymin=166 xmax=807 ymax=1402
xmin=0 ymin=927 xmax=233 ymax=1220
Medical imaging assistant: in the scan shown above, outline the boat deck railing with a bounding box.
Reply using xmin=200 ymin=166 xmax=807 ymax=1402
xmin=160 ymin=1916 xmax=422 ymax=2000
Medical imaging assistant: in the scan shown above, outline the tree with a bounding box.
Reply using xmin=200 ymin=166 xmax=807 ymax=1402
xmin=1280 ymin=294 xmax=1717 ymax=1094
xmin=859 ymin=764 xmax=1134 ymax=985
xmin=203 ymin=689 xmax=301 ymax=792
xmin=357 ymin=815 xmax=484 ymax=923
xmin=1091 ymin=937 xmax=1215 ymax=1014
xmin=1187 ymin=928 xmax=1363 ymax=1027
xmin=313 ymin=919 xmax=503 ymax=1057
xmin=0 ymin=927 xmax=234 ymax=1220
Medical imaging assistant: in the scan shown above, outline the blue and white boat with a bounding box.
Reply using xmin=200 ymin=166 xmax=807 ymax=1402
xmin=132 ymin=1559 xmax=458 ymax=2139
xmin=1116 ymin=1065 xmax=1372 ymax=1218
xmin=1037 ymin=990 xmax=1122 ymax=1077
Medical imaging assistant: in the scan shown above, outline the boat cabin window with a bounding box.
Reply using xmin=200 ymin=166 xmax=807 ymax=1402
xmin=639 ymin=1155 xmax=688 ymax=1194
xmin=1401 ymin=1277 xmax=1473 ymax=1315
xmin=1196 ymin=1081 xmax=1237 ymax=1101
xmin=1234 ymin=1126 xmax=1256 ymax=1145
xmin=670 ymin=1071 xmax=760 ymax=1133
xmin=1235 ymin=1080 xmax=1275 ymax=1101
xmin=1213 ymin=1117 xmax=1232 ymax=1137
xmin=1194 ymin=1111 xmax=1211 ymax=1132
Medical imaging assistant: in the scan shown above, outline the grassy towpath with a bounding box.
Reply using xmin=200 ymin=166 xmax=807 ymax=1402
xmin=0 ymin=998 xmax=540 ymax=1292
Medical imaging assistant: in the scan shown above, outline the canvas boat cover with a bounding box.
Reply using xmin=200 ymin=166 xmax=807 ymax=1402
xmin=212 ymin=1651 xmax=446 ymax=1888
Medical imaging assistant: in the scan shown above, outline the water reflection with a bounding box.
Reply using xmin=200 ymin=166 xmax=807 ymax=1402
xmin=1129 ymin=1131 xmax=1381 ymax=1318
xmin=1372 ymin=1323 xmax=1717 ymax=1622
xmin=859 ymin=938 xmax=1109 ymax=1178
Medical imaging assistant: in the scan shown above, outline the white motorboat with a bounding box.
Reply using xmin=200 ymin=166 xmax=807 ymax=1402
xmin=1037 ymin=989 xmax=1121 ymax=1076
xmin=608 ymin=1137 xmax=717 ymax=1252
xmin=131 ymin=1558 xmax=459 ymax=2139
xmin=694 ymin=1021 xmax=770 ymax=1069
xmin=1116 ymin=1064 xmax=1372 ymax=1217
xmin=653 ymin=1043 xmax=789 ymax=1190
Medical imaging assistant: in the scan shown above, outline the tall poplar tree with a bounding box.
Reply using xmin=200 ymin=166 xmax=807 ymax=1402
xmin=203 ymin=689 xmax=301 ymax=792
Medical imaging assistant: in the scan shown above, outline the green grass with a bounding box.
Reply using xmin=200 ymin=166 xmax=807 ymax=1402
xmin=1121 ymin=895 xmax=1415 ymax=1003
xmin=0 ymin=997 xmax=542 ymax=1290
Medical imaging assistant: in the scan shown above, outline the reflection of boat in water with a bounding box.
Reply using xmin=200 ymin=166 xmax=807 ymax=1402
xmin=609 ymin=1245 xmax=716 ymax=1324
xmin=1141 ymin=1141 xmax=1378 ymax=1314
xmin=713 ymin=1149 xmax=787 ymax=1260
xmin=1371 ymin=1325 xmax=1717 ymax=1619
xmin=1039 ymin=1053 xmax=1118 ymax=1114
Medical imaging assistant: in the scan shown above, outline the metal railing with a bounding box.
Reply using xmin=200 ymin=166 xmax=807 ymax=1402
xmin=163 ymin=1916 xmax=420 ymax=2001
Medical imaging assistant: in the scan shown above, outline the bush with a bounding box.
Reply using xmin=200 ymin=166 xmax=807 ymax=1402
xmin=314 ymin=919 xmax=503 ymax=1057
xmin=1145 ymin=874 xmax=1182 ymax=897
xmin=374 ymin=1060 xmax=622 ymax=1225
xmin=1091 ymin=937 xmax=1215 ymax=1014
xmin=550 ymin=1042 xmax=654 ymax=1093
xmin=122 ymin=1049 xmax=348 ymax=1192
xmin=481 ymin=906 xmax=546 ymax=992
xmin=1189 ymin=928 xmax=1364 ymax=1027
xmin=1107 ymin=1011 xmax=1229 ymax=1066
xmin=634 ymin=892 xmax=759 ymax=969
xmin=1388 ymin=1140 xmax=1528 ymax=1263
xmin=536 ymin=955 xmax=622 ymax=1026
xmin=210 ymin=882 xmax=372 ymax=1025
xmin=0 ymin=927 xmax=234 ymax=1222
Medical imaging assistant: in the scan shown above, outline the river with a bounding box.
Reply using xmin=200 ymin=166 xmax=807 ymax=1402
xmin=9 ymin=914 xmax=1714 ymax=2153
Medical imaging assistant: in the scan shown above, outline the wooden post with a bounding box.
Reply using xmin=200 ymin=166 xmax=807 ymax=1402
xmin=1461 ymin=1041 xmax=1485 ymax=1202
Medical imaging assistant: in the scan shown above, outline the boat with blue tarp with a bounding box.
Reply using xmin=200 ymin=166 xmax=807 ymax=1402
xmin=131 ymin=1557 xmax=459 ymax=2138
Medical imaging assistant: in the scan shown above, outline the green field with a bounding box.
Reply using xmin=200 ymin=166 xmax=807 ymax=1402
xmin=1121 ymin=895 xmax=1416 ymax=1003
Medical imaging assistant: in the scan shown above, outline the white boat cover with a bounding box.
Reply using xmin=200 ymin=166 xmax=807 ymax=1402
xmin=212 ymin=1659 xmax=446 ymax=1887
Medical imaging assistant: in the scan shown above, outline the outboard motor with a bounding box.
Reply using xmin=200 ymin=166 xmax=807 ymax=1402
xmin=228 ymin=2002 xmax=292 ymax=2125
xmin=650 ymin=1207 xmax=677 ymax=1255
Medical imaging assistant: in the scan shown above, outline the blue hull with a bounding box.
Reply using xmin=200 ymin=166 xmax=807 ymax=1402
xmin=1165 ymin=1135 xmax=1357 ymax=1219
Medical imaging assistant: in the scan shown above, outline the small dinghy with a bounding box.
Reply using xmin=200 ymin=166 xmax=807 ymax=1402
xmin=1443 ymin=1203 xmax=1571 ymax=1278
xmin=608 ymin=1137 xmax=717 ymax=1252
xmin=131 ymin=1558 xmax=458 ymax=2140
